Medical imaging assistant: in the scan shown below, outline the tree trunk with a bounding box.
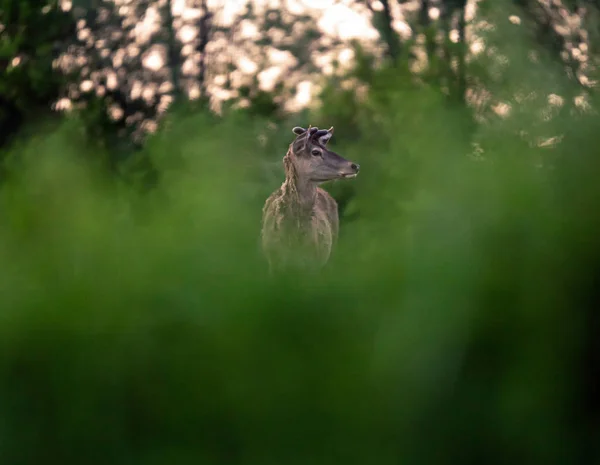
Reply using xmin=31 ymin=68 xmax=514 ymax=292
xmin=439 ymin=1 xmax=452 ymax=86
xmin=162 ymin=0 xmax=181 ymax=99
xmin=456 ymin=4 xmax=467 ymax=102
xmin=196 ymin=0 xmax=213 ymax=100
xmin=421 ymin=0 xmax=436 ymax=62
xmin=366 ymin=0 xmax=401 ymax=62
xmin=381 ymin=0 xmax=401 ymax=61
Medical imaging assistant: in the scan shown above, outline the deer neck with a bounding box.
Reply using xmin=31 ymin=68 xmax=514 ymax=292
xmin=282 ymin=155 xmax=316 ymax=220
xmin=288 ymin=176 xmax=316 ymax=213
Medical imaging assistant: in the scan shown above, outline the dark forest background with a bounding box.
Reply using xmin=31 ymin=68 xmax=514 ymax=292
xmin=1 ymin=0 xmax=600 ymax=464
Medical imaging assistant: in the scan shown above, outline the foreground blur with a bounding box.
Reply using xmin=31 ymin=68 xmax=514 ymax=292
xmin=1 ymin=56 xmax=599 ymax=465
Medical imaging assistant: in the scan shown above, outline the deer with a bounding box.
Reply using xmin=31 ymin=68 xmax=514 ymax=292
xmin=261 ymin=125 xmax=360 ymax=273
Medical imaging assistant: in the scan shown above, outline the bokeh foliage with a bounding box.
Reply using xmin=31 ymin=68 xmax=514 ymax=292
xmin=0 ymin=0 xmax=74 ymax=146
xmin=1 ymin=63 xmax=600 ymax=465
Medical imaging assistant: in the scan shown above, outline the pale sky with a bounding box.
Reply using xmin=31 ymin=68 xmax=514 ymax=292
xmin=63 ymin=0 xmax=486 ymax=115
xmin=54 ymin=0 xmax=595 ymax=145
xmin=136 ymin=0 xmax=387 ymax=110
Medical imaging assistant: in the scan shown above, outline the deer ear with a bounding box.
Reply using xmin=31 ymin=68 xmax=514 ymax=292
xmin=319 ymin=127 xmax=334 ymax=145
xmin=292 ymin=126 xmax=306 ymax=135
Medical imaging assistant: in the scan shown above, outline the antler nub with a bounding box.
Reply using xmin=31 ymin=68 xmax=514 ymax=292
xmin=292 ymin=126 xmax=306 ymax=135
xmin=292 ymin=124 xmax=331 ymax=138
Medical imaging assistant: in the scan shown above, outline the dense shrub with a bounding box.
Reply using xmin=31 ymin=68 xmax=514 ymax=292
xmin=0 ymin=53 xmax=599 ymax=464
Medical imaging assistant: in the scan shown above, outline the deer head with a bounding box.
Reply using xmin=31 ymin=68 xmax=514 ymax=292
xmin=285 ymin=125 xmax=360 ymax=183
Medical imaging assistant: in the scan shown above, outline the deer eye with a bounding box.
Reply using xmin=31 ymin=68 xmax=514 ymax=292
xmin=311 ymin=149 xmax=321 ymax=157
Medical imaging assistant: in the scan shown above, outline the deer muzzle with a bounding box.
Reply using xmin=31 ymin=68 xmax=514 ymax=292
xmin=340 ymin=162 xmax=360 ymax=178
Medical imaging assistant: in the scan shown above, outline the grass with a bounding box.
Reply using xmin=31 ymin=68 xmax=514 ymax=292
xmin=0 ymin=52 xmax=599 ymax=464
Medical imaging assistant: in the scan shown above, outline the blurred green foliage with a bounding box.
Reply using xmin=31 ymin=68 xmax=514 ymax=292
xmin=0 ymin=0 xmax=74 ymax=145
xmin=0 ymin=0 xmax=73 ymax=104
xmin=1 ymin=48 xmax=600 ymax=463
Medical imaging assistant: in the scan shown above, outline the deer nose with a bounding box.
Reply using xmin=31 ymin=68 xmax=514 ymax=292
xmin=351 ymin=163 xmax=360 ymax=172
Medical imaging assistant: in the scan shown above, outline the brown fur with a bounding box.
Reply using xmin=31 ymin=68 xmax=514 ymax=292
xmin=261 ymin=126 xmax=358 ymax=272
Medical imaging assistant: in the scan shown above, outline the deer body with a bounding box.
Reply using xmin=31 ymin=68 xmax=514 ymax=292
xmin=261 ymin=125 xmax=359 ymax=272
